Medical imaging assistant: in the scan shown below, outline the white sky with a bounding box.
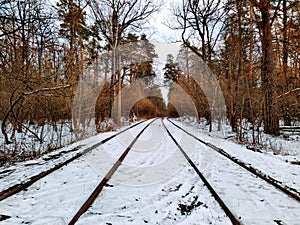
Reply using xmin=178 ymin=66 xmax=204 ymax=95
xmin=51 ymin=0 xmax=182 ymax=43
xmin=147 ymin=0 xmax=182 ymax=43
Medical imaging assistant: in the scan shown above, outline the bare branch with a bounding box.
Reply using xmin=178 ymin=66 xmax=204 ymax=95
xmin=1 ymin=85 xmax=71 ymax=144
xmin=277 ymin=88 xmax=300 ymax=99
xmin=169 ymin=0 xmax=226 ymax=62
xmin=23 ymin=85 xmax=72 ymax=96
xmin=88 ymin=0 xmax=159 ymax=48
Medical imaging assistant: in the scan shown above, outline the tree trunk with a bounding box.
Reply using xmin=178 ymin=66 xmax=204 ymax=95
xmin=248 ymin=0 xmax=256 ymax=143
xmin=260 ymin=2 xmax=280 ymax=135
xmin=282 ymin=0 xmax=291 ymax=126
xmin=117 ymin=63 xmax=122 ymax=126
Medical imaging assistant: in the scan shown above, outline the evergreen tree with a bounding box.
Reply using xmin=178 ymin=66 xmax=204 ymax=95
xmin=164 ymin=54 xmax=180 ymax=83
xmin=57 ymin=0 xmax=89 ymax=82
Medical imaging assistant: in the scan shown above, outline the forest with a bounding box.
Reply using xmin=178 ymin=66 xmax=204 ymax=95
xmin=0 ymin=0 xmax=299 ymax=163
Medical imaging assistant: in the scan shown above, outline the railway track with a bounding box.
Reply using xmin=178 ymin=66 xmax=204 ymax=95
xmin=167 ymin=118 xmax=300 ymax=203
xmin=0 ymin=120 xmax=146 ymax=201
xmin=68 ymin=119 xmax=156 ymax=225
xmin=1 ymin=118 xmax=298 ymax=224
xmin=161 ymin=120 xmax=241 ymax=225
xmin=68 ymin=118 xmax=239 ymax=224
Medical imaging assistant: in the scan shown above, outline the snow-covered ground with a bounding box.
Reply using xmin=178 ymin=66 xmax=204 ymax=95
xmin=165 ymin=119 xmax=300 ymax=225
xmin=0 ymin=121 xmax=76 ymax=165
xmin=0 ymin=118 xmax=299 ymax=224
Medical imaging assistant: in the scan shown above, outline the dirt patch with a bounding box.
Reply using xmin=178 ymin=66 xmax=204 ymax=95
xmin=177 ymin=196 xmax=205 ymax=215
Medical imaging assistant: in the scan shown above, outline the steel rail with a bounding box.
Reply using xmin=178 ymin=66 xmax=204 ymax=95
xmin=162 ymin=119 xmax=241 ymax=225
xmin=0 ymin=120 xmax=146 ymax=201
xmin=68 ymin=119 xmax=156 ymax=225
xmin=167 ymin=118 xmax=300 ymax=203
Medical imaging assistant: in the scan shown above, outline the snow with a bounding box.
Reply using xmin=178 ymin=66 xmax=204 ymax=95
xmin=0 ymin=118 xmax=299 ymax=224
xmin=0 ymin=120 xmax=144 ymax=194
xmin=0 ymin=121 xmax=76 ymax=165
xmin=167 ymin=119 xmax=300 ymax=224
xmin=170 ymin=118 xmax=300 ymax=192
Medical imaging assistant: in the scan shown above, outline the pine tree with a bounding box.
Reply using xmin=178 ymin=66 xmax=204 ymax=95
xmin=164 ymin=54 xmax=180 ymax=83
xmin=57 ymin=0 xmax=89 ymax=82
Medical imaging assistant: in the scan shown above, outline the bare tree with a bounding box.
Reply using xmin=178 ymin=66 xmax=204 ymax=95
xmin=0 ymin=0 xmax=72 ymax=145
xmin=88 ymin=0 xmax=159 ymax=125
xmin=169 ymin=0 xmax=226 ymax=132
xmin=171 ymin=0 xmax=226 ymax=63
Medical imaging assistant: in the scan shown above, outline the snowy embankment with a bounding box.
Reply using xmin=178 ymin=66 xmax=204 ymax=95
xmin=0 ymin=121 xmax=76 ymax=166
xmin=0 ymin=119 xmax=140 ymax=194
xmin=0 ymin=118 xmax=299 ymax=224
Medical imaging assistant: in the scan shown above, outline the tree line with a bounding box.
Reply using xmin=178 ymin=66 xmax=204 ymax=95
xmin=0 ymin=0 xmax=160 ymax=148
xmin=0 ymin=0 xmax=299 ymax=151
xmin=166 ymin=0 xmax=299 ymax=142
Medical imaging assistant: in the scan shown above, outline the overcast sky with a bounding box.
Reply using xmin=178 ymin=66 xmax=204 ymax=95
xmin=147 ymin=0 xmax=182 ymax=43
xmin=51 ymin=0 xmax=182 ymax=43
